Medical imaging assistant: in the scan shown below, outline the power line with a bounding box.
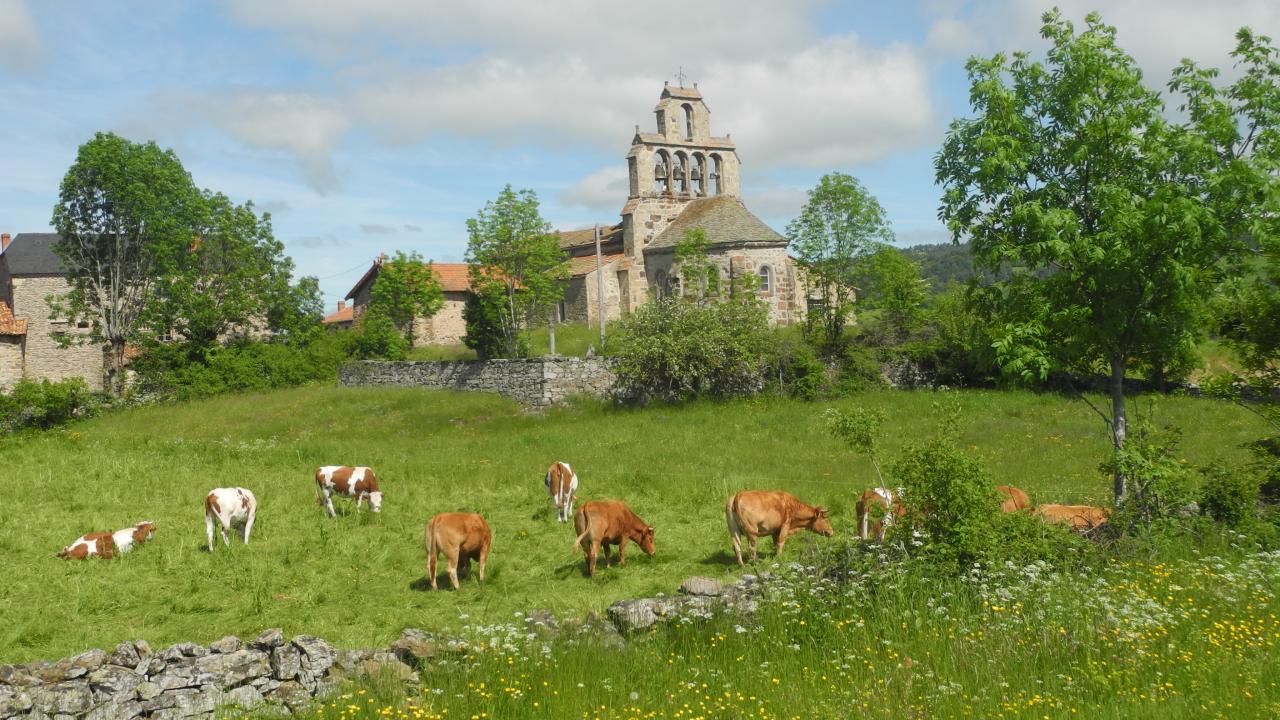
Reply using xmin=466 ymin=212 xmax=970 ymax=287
xmin=316 ymin=260 xmax=372 ymax=281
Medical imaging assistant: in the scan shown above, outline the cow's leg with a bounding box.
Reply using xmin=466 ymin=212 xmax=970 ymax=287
xmin=601 ymin=542 xmax=612 ymax=565
xmin=429 ymin=545 xmax=438 ymax=591
xmin=448 ymin=553 xmax=460 ymax=590
xmin=730 ymin=528 xmax=744 ymax=566
xmin=220 ymin=518 xmax=232 ymax=547
xmin=618 ymin=540 xmax=627 ymax=566
xmin=774 ymin=528 xmax=788 ymax=558
xmin=477 ymin=546 xmax=488 ymax=584
xmin=323 ymin=490 xmax=336 ymax=518
xmin=205 ymin=514 xmax=215 ymax=553
xmin=242 ymin=514 xmax=255 ymax=545
xmin=587 ymin=539 xmax=601 ymax=577
xmin=748 ymin=535 xmax=758 ymax=563
xmin=355 ymin=493 xmax=364 ymax=511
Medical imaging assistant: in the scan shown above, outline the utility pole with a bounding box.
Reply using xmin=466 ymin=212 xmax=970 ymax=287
xmin=594 ymin=223 xmax=606 ymax=348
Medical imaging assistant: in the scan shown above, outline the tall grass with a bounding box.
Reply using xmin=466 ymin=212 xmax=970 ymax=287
xmin=0 ymin=386 xmax=1269 ymax=665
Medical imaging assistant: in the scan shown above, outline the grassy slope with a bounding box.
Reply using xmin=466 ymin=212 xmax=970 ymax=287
xmin=0 ymin=386 xmax=1268 ymax=663
xmin=406 ymin=322 xmax=612 ymax=361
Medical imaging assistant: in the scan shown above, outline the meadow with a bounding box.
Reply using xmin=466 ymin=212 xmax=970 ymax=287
xmin=0 ymin=384 xmax=1269 ymax=669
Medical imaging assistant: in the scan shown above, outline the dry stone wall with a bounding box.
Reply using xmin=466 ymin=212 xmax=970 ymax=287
xmin=338 ymin=358 xmax=617 ymax=408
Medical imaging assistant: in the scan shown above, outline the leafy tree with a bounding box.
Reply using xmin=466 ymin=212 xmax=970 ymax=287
xmin=50 ymin=132 xmax=202 ymax=396
xmin=674 ymin=228 xmax=719 ymax=301
xmin=464 ymin=186 xmax=568 ymax=358
xmin=787 ymin=173 xmax=893 ymax=346
xmin=367 ymin=250 xmax=444 ymax=347
xmin=935 ymin=11 xmax=1280 ymax=502
xmin=825 ymin=406 xmax=886 ymax=485
xmin=462 ymin=284 xmax=525 ymax=360
xmin=856 ymin=244 xmax=928 ymax=342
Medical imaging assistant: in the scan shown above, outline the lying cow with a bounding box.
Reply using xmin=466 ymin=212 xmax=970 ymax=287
xmin=205 ymin=487 xmax=258 ymax=552
xmin=726 ymin=490 xmax=833 ymax=565
xmin=571 ymin=500 xmax=655 ymax=577
xmin=315 ymin=466 xmax=383 ymax=517
xmin=996 ymin=485 xmax=1033 ymax=513
xmin=425 ymin=512 xmax=491 ymax=590
xmin=58 ymin=521 xmax=157 ymax=560
xmin=1034 ymin=504 xmax=1109 ymax=532
xmin=855 ymin=487 xmax=906 ymax=541
xmin=544 ymin=461 xmax=579 ymax=522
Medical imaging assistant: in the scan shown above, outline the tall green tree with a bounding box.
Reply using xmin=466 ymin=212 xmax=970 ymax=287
xmin=464 ymin=185 xmax=567 ymax=358
xmin=787 ymin=172 xmax=893 ymax=346
xmin=935 ymin=11 xmax=1280 ymax=503
xmin=367 ymin=250 xmax=445 ymax=347
xmin=51 ymin=132 xmax=202 ymax=396
xmin=856 ymin=244 xmax=929 ymax=342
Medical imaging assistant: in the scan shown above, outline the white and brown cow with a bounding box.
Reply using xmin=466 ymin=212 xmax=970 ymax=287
xmin=425 ymin=512 xmax=492 ymax=590
xmin=58 ymin=521 xmax=157 ymax=560
xmin=727 ymin=490 xmax=833 ymax=564
xmin=544 ymin=461 xmax=579 ymax=522
xmin=205 ymin=487 xmax=257 ymax=552
xmin=856 ymin=487 xmax=907 ymax=541
xmin=315 ymin=466 xmax=383 ymax=517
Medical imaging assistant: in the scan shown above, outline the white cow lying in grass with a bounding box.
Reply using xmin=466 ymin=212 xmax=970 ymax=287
xmin=204 ymin=487 xmax=257 ymax=552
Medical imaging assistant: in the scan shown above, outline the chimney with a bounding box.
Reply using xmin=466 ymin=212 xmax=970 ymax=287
xmin=337 ymin=300 xmax=346 ymax=311
xmin=1 ymin=234 xmax=9 ymax=252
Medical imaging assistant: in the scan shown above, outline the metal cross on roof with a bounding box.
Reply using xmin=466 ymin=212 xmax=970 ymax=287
xmin=675 ymin=66 xmax=688 ymax=87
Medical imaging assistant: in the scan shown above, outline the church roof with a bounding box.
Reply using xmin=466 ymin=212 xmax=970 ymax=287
xmin=556 ymin=223 xmax=623 ymax=251
xmin=1 ymin=233 xmax=67 ymax=275
xmin=568 ymin=253 xmax=626 ymax=277
xmin=661 ymin=85 xmax=703 ymax=101
xmin=646 ymin=195 xmax=786 ymax=251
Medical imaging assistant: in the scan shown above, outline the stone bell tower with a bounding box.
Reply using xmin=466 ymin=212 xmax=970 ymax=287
xmin=620 ymin=83 xmax=742 ymax=300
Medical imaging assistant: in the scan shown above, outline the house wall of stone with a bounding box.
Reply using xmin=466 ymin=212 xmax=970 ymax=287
xmin=412 ymin=292 xmax=468 ymax=346
xmin=563 ymin=261 xmax=624 ymax=326
xmin=0 ymin=335 xmax=23 ymax=389
xmin=11 ymin=275 xmax=103 ymax=390
xmin=642 ymin=248 xmax=806 ymax=326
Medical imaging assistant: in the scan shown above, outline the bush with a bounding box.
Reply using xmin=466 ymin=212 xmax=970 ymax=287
xmin=132 ymin=333 xmax=351 ymax=400
xmin=463 ymin=286 xmax=526 ymax=360
xmin=1201 ymin=467 xmax=1261 ymax=528
xmin=347 ymin=310 xmax=410 ymax=361
xmin=769 ymin=338 xmax=827 ymax=400
xmin=613 ymin=296 xmax=774 ymax=403
xmin=1104 ymin=424 xmax=1199 ymax=530
xmin=0 ymin=378 xmax=98 ymax=433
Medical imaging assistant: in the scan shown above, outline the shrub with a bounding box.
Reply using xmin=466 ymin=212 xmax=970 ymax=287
xmin=463 ymin=285 xmax=527 ymax=360
xmin=613 ymin=296 xmax=774 ymax=403
xmin=769 ymin=338 xmax=826 ymax=400
xmin=1201 ymin=467 xmax=1261 ymax=528
xmin=1104 ymin=424 xmax=1199 ymax=530
xmin=347 ymin=310 xmax=410 ymax=361
xmin=0 ymin=378 xmax=98 ymax=433
xmin=132 ymin=333 xmax=351 ymax=400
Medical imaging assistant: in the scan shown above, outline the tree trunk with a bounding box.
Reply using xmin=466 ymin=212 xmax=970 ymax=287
xmin=107 ymin=338 xmax=127 ymax=398
xmin=548 ymin=313 xmax=556 ymax=356
xmin=1109 ymin=353 xmax=1128 ymax=504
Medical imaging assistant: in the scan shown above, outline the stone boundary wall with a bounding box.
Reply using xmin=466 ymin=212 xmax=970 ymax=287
xmin=338 ymin=357 xmax=617 ymax=408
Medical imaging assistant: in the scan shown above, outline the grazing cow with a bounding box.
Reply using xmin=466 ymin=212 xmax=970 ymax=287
xmin=58 ymin=522 xmax=157 ymax=560
xmin=571 ymin=500 xmax=655 ymax=577
xmin=205 ymin=487 xmax=258 ymax=552
xmin=315 ymin=466 xmax=383 ymax=517
xmin=544 ymin=461 xmax=579 ymax=522
xmin=726 ymin=490 xmax=833 ymax=565
xmin=855 ymin=487 xmax=906 ymax=541
xmin=425 ymin=512 xmax=491 ymax=590
xmin=1034 ymin=504 xmax=1110 ymax=532
xmin=996 ymin=485 xmax=1033 ymax=513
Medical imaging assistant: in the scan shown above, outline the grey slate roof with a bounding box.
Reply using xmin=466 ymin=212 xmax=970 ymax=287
xmin=1 ymin=233 xmax=67 ymax=275
xmin=646 ymin=195 xmax=787 ymax=251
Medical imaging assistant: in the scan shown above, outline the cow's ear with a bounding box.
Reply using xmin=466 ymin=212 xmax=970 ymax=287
xmin=816 ymin=507 xmax=829 ymax=516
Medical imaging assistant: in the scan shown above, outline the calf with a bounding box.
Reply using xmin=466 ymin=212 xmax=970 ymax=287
xmin=205 ymin=487 xmax=257 ymax=552
xmin=544 ymin=461 xmax=579 ymax=522
xmin=58 ymin=522 xmax=156 ymax=560
xmin=855 ymin=487 xmax=906 ymax=541
xmin=996 ymin=485 xmax=1033 ymax=513
xmin=1033 ymin=504 xmax=1110 ymax=532
xmin=425 ymin=512 xmax=491 ymax=590
xmin=726 ymin=490 xmax=833 ymax=565
xmin=571 ymin=500 xmax=655 ymax=577
xmin=315 ymin=466 xmax=383 ymax=517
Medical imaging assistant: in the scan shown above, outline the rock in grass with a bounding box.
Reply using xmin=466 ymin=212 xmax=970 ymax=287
xmin=250 ymin=629 xmax=285 ymax=650
xmin=389 ymin=629 xmax=438 ymax=667
xmin=678 ymin=577 xmax=726 ymax=597
xmin=208 ymin=636 xmax=242 ymax=654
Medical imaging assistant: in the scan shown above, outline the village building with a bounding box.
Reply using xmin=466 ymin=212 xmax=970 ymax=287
xmin=327 ymin=257 xmax=472 ymax=346
xmin=0 ymin=233 xmax=104 ymax=390
xmin=558 ymin=83 xmax=807 ymax=326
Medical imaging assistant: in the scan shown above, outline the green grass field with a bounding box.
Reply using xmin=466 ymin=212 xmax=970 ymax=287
xmin=0 ymin=385 xmax=1269 ymax=666
xmin=406 ymin=322 xmax=613 ymax=361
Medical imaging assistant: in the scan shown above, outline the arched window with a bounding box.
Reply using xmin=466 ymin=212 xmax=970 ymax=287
xmin=673 ymin=152 xmax=688 ymax=195
xmin=669 ymin=274 xmax=682 ymax=298
xmin=710 ymin=154 xmax=723 ymax=195
xmin=682 ymin=103 xmax=694 ymax=140
xmin=654 ymin=151 xmax=670 ymax=194
xmin=691 ymin=153 xmax=706 ymax=196
xmin=758 ymin=265 xmax=772 ymax=293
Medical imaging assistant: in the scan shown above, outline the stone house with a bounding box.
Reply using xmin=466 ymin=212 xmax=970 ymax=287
xmin=333 ymin=258 xmax=471 ymax=346
xmin=0 ymin=233 xmax=105 ymax=390
xmin=556 ymin=83 xmax=807 ymax=326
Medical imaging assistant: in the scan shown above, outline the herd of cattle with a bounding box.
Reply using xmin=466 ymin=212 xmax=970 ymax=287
xmin=56 ymin=461 xmax=1111 ymax=588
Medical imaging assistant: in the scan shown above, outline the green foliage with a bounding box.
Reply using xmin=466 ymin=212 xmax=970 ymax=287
xmin=465 ymin=185 xmax=568 ymax=357
xmin=463 ymin=285 xmax=527 ymax=360
xmin=854 ymin=244 xmax=928 ymax=342
xmin=903 ymin=283 xmax=998 ymax=385
xmin=613 ymin=296 xmax=774 ymax=403
xmin=825 ymin=406 xmax=886 ymax=484
xmin=0 ymin=378 xmax=98 ymax=433
xmin=132 ymin=334 xmax=351 ymax=400
xmin=347 ymin=311 xmax=410 ymax=361
xmin=787 ymin=172 xmax=891 ymax=346
xmin=673 ymin=228 xmax=719 ymax=300
xmin=51 ymin=132 xmax=203 ymax=395
xmin=368 ymin=251 xmax=445 ymax=346
xmin=1103 ymin=424 xmax=1199 ymax=529
xmin=1201 ymin=467 xmax=1262 ymax=528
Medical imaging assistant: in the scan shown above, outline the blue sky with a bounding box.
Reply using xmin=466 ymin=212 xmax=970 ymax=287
xmin=3 ymin=1 xmax=1278 ymax=311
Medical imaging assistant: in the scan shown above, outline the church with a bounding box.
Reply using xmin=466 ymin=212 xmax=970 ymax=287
xmin=557 ymin=84 xmax=807 ymax=326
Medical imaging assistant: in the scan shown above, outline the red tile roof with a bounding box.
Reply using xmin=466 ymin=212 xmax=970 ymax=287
xmin=346 ymin=258 xmax=474 ymax=300
xmin=323 ymin=305 xmax=354 ymax=325
xmin=568 ymin=253 xmax=626 ymax=277
xmin=0 ymin=301 xmax=27 ymax=336
xmin=557 ymin=223 xmax=623 ymax=250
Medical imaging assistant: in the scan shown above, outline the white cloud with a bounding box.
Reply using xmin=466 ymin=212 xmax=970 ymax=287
xmin=558 ymin=165 xmax=630 ymax=215
xmin=0 ymin=0 xmax=41 ymax=72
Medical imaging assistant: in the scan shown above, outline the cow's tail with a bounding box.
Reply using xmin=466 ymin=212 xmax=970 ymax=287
xmin=571 ymin=508 xmax=590 ymax=555
xmin=425 ymin=518 xmax=435 ymax=558
xmin=725 ymin=494 xmax=740 ymax=538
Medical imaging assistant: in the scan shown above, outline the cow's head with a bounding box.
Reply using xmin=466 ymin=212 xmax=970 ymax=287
xmin=638 ymin=526 xmax=656 ymax=556
xmin=134 ymin=522 xmax=157 ymax=543
xmin=810 ymin=507 xmax=834 ymax=537
xmin=368 ymin=491 xmax=384 ymax=513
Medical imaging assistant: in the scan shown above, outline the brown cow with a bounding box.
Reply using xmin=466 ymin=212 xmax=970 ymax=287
xmin=315 ymin=466 xmax=383 ymax=517
xmin=58 ymin=522 xmax=156 ymax=559
xmin=425 ymin=512 xmax=491 ymax=590
xmin=855 ymin=487 xmax=906 ymax=541
xmin=571 ymin=500 xmax=655 ymax=577
xmin=1034 ymin=504 xmax=1110 ymax=532
xmin=726 ymin=490 xmax=833 ymax=565
xmin=996 ymin=485 xmax=1033 ymax=513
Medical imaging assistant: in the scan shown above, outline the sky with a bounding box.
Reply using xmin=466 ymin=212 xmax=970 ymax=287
xmin=3 ymin=0 xmax=1279 ymax=312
